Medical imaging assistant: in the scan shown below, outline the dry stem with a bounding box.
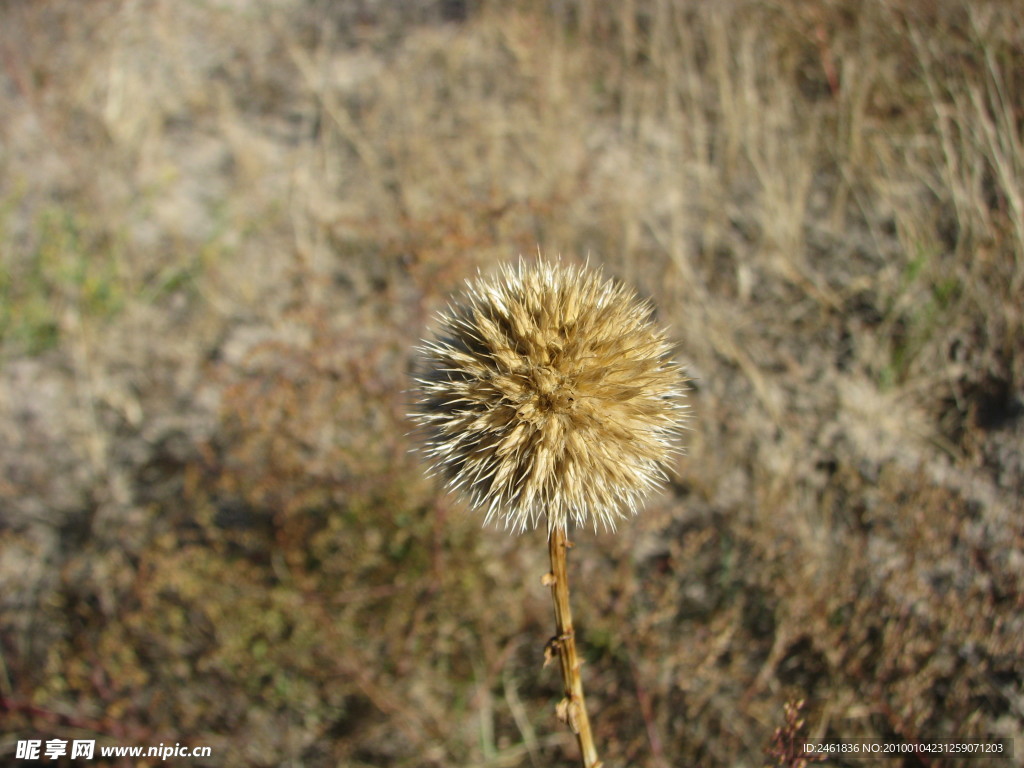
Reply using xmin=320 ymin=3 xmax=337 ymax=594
xmin=546 ymin=526 xmax=601 ymax=768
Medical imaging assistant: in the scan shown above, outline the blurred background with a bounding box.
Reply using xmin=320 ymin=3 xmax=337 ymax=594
xmin=1 ymin=1 xmax=1022 ymax=766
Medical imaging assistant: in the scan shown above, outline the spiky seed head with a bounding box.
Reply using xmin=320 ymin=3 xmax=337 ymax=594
xmin=412 ymin=258 xmax=688 ymax=534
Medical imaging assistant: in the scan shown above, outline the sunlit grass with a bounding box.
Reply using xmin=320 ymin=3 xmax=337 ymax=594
xmin=1 ymin=2 xmax=1021 ymax=767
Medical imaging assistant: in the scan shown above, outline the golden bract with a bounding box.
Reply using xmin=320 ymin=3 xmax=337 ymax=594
xmin=413 ymin=259 xmax=687 ymax=533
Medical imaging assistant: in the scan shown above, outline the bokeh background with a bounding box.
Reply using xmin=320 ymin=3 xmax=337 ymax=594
xmin=1 ymin=1 xmax=1022 ymax=766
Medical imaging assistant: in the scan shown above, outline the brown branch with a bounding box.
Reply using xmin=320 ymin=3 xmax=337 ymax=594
xmin=545 ymin=527 xmax=601 ymax=768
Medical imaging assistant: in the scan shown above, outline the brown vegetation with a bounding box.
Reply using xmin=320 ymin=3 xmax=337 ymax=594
xmin=1 ymin=1 xmax=1021 ymax=766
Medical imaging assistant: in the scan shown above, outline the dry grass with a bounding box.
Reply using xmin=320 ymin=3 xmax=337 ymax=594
xmin=1 ymin=1 xmax=1021 ymax=766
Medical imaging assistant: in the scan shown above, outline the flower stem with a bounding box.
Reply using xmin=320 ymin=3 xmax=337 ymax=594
xmin=547 ymin=526 xmax=601 ymax=768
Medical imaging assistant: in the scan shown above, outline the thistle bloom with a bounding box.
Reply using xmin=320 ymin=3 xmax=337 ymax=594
xmin=413 ymin=259 xmax=687 ymax=534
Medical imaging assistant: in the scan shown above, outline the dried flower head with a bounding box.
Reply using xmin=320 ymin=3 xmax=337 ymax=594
xmin=413 ymin=259 xmax=687 ymax=533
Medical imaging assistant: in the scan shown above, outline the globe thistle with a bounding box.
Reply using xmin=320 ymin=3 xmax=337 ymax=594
xmin=412 ymin=258 xmax=687 ymax=534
